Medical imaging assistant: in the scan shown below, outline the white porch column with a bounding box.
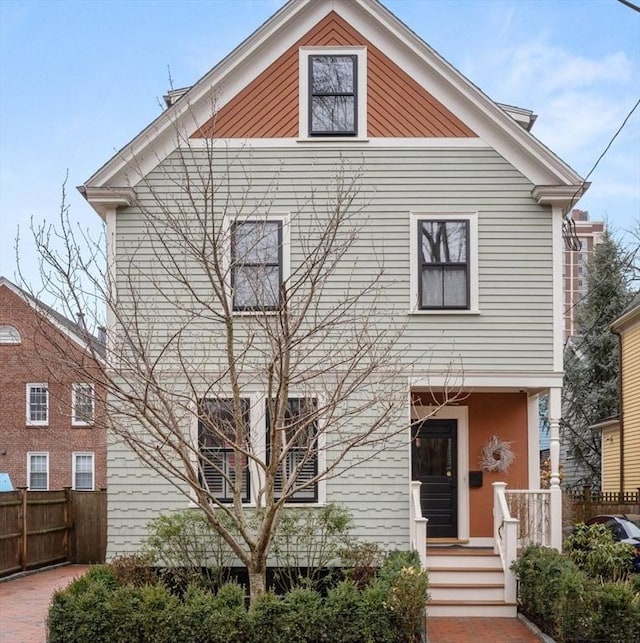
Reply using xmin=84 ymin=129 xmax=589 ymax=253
xmin=548 ymin=386 xmax=562 ymax=550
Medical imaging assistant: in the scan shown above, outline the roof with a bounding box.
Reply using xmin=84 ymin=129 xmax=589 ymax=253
xmin=80 ymin=0 xmax=585 ymax=214
xmin=0 ymin=276 xmax=105 ymax=357
xmin=611 ymin=292 xmax=640 ymax=331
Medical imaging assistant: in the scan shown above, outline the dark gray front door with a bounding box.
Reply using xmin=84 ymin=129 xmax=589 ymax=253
xmin=412 ymin=418 xmax=458 ymax=539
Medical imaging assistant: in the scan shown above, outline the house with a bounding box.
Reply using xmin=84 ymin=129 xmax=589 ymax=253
xmin=599 ymin=294 xmax=640 ymax=493
xmin=0 ymin=277 xmax=106 ymax=492
xmin=79 ymin=0 xmax=586 ymax=616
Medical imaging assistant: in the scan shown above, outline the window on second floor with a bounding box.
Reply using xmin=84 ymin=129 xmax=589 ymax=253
xmin=0 ymin=325 xmax=21 ymax=344
xmin=72 ymin=383 xmax=95 ymax=426
xmin=266 ymin=397 xmax=318 ymax=502
xmin=26 ymin=383 xmax=48 ymax=426
xmin=28 ymin=452 xmax=48 ymax=490
xmin=231 ymin=221 xmax=282 ymax=311
xmin=198 ymin=398 xmax=250 ymax=503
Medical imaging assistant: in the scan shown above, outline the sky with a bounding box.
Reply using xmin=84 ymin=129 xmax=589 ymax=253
xmin=1 ymin=0 xmax=639 ymax=293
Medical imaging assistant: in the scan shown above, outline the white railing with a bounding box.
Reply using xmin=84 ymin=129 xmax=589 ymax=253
xmin=505 ymin=489 xmax=551 ymax=549
xmin=410 ymin=480 xmax=428 ymax=568
xmin=493 ymin=482 xmax=518 ymax=604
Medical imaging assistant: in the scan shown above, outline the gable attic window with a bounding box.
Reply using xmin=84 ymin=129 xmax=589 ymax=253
xmin=299 ymin=47 xmax=367 ymax=139
xmin=0 ymin=325 xmax=21 ymax=343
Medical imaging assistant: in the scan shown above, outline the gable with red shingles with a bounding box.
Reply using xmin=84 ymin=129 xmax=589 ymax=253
xmin=193 ymin=12 xmax=476 ymax=139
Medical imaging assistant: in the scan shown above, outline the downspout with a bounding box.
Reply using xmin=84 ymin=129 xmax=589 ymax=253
xmin=612 ymin=326 xmax=624 ymax=493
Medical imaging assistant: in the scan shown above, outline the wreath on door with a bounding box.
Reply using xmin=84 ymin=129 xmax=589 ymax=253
xmin=480 ymin=435 xmax=515 ymax=473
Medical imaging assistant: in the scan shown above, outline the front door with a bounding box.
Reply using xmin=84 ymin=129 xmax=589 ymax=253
xmin=412 ymin=418 xmax=458 ymax=539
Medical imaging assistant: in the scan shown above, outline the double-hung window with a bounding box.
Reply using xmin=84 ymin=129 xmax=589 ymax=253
xmin=73 ymin=452 xmax=94 ymax=490
xmin=419 ymin=219 xmax=469 ymax=309
xmin=26 ymin=383 xmax=48 ymax=426
xmin=266 ymin=398 xmax=318 ymax=502
xmin=198 ymin=398 xmax=250 ymax=503
xmin=72 ymin=383 xmax=95 ymax=426
xmin=309 ymin=55 xmax=357 ymax=136
xmin=231 ymin=221 xmax=282 ymax=311
xmin=28 ymin=452 xmax=48 ymax=490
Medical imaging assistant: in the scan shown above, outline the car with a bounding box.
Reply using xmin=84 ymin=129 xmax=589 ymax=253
xmin=584 ymin=514 xmax=640 ymax=573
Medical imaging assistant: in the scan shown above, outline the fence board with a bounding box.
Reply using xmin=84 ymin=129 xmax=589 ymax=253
xmin=71 ymin=490 xmax=107 ymax=564
xmin=567 ymin=487 xmax=640 ymax=523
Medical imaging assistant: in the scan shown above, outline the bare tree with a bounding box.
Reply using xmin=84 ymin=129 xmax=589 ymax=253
xmin=20 ymin=129 xmax=464 ymax=603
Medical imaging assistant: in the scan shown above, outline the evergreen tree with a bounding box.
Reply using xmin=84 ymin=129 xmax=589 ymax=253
xmin=561 ymin=229 xmax=634 ymax=488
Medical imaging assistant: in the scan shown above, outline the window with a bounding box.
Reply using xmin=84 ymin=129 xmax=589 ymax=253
xmin=0 ymin=325 xmax=21 ymax=343
xmin=198 ymin=398 xmax=250 ymax=503
xmin=73 ymin=453 xmax=94 ymax=490
xmin=72 ymin=383 xmax=95 ymax=426
xmin=28 ymin=452 xmax=48 ymax=490
xmin=309 ymin=55 xmax=356 ymax=136
xmin=26 ymin=383 xmax=48 ymax=426
xmin=231 ymin=221 xmax=282 ymax=311
xmin=410 ymin=212 xmax=478 ymax=313
xmin=266 ymin=398 xmax=318 ymax=502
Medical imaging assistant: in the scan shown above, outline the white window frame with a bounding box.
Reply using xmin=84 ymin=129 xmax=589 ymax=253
xmin=72 ymin=452 xmax=95 ymax=491
xmin=26 ymin=383 xmax=49 ymax=426
xmin=27 ymin=452 xmax=49 ymax=490
xmin=298 ymin=46 xmax=368 ymax=140
xmin=409 ymin=211 xmax=479 ymax=314
xmin=224 ymin=212 xmax=290 ymax=316
xmin=72 ymin=383 xmax=95 ymax=426
xmin=0 ymin=324 xmax=21 ymax=343
xmin=191 ymin=391 xmax=326 ymax=507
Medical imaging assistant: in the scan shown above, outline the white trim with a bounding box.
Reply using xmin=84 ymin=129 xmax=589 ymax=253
xmin=409 ymin=211 xmax=479 ymax=314
xmin=527 ymin=393 xmax=540 ymax=489
xmin=183 ymin=137 xmax=490 ymax=149
xmin=411 ymin=404 xmax=470 ymax=542
xmin=72 ymin=383 xmax=95 ymax=426
xmin=27 ymin=451 xmax=49 ymax=491
xmin=468 ymin=537 xmax=494 ymax=547
xmin=298 ymin=46 xmax=367 ymax=139
xmin=551 ymin=205 xmax=564 ymax=371
xmin=105 ymin=207 xmax=117 ymax=361
xmin=411 ymin=371 xmax=563 ymax=392
xmin=26 ymin=383 xmax=48 ymax=426
xmin=72 ymin=452 xmax=95 ymax=491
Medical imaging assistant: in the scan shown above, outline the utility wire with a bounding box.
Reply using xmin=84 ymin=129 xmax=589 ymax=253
xmin=616 ymin=0 xmax=640 ymax=13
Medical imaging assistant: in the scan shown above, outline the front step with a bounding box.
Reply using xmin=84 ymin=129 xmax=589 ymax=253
xmin=426 ymin=546 xmax=517 ymax=618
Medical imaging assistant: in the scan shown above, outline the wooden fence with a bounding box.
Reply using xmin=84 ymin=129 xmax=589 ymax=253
xmin=0 ymin=488 xmax=106 ymax=577
xmin=567 ymin=487 xmax=640 ymax=523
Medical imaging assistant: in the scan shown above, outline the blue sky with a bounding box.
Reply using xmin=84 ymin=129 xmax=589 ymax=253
xmin=1 ymin=0 xmax=639 ymax=290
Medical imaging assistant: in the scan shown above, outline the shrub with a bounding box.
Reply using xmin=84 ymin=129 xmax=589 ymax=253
xmin=341 ymin=541 xmax=383 ymax=588
xmin=109 ymin=553 xmax=158 ymax=587
xmin=324 ymin=580 xmax=367 ymax=643
xmin=247 ymin=591 xmax=288 ymax=642
xmin=589 ymin=581 xmax=640 ymax=643
xmin=564 ymin=522 xmax=634 ymax=582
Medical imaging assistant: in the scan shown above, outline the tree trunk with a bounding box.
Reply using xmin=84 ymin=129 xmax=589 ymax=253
xmin=248 ymin=559 xmax=267 ymax=606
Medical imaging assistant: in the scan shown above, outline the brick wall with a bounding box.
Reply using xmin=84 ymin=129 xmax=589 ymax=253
xmin=0 ymin=284 xmax=106 ymax=490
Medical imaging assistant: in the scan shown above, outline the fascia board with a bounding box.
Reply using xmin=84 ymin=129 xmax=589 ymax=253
xmin=84 ymin=0 xmax=584 ymax=193
xmin=611 ymin=301 xmax=640 ymax=331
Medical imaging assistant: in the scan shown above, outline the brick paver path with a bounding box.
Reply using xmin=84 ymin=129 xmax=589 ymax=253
xmin=0 ymin=564 xmax=89 ymax=643
xmin=427 ymin=616 xmax=543 ymax=642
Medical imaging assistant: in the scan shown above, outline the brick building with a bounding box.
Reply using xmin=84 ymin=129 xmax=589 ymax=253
xmin=0 ymin=277 xmax=106 ymax=491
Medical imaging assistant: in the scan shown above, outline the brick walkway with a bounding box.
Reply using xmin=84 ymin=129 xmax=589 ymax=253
xmin=0 ymin=564 xmax=89 ymax=643
xmin=0 ymin=565 xmax=545 ymax=643
xmin=427 ymin=616 xmax=544 ymax=642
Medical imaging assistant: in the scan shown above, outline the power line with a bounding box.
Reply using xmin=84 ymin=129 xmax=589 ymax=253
xmin=616 ymin=0 xmax=640 ymax=13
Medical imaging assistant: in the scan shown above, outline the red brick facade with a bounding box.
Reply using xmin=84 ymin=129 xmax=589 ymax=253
xmin=0 ymin=281 xmax=106 ymax=491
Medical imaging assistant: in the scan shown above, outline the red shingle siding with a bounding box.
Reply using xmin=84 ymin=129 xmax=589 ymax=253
xmin=0 ymin=285 xmax=106 ymax=490
xmin=193 ymin=12 xmax=476 ymax=139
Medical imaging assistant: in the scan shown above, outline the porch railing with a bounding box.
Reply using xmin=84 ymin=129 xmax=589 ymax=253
xmin=505 ymin=488 xmax=551 ymax=548
xmin=410 ymin=480 xmax=428 ymax=568
xmin=492 ymin=482 xmax=518 ymax=604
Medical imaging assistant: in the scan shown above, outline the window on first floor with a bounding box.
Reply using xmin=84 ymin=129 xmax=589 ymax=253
xmin=198 ymin=398 xmax=250 ymax=503
xmin=72 ymin=383 xmax=95 ymax=426
xmin=28 ymin=452 xmax=48 ymax=490
xmin=231 ymin=221 xmax=282 ymax=311
xmin=266 ymin=397 xmax=318 ymax=502
xmin=26 ymin=383 xmax=48 ymax=426
xmin=73 ymin=452 xmax=94 ymax=490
